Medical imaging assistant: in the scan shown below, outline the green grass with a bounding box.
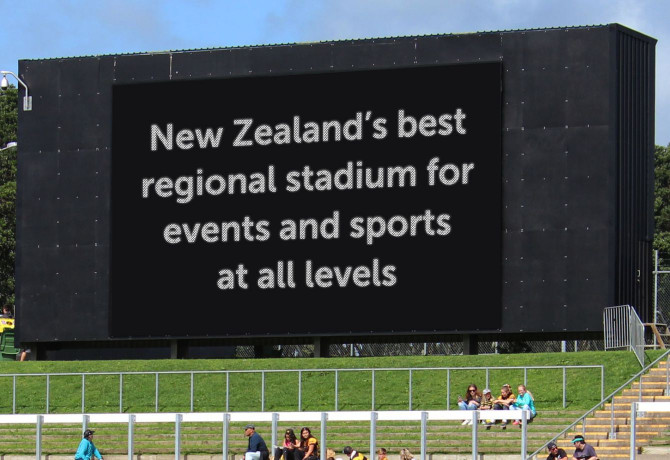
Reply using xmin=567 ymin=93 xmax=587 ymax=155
xmin=0 ymin=350 xmax=664 ymax=414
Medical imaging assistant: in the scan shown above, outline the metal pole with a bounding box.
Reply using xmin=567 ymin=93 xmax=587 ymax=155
xmin=335 ymin=370 xmax=339 ymax=411
xmin=562 ymin=367 xmax=566 ymax=408
xmin=520 ymin=410 xmax=527 ymax=460
xmin=421 ymin=411 xmax=428 ymax=460
xmin=82 ymin=374 xmax=86 ymax=414
xmin=601 ymin=366 xmax=605 ymax=402
xmin=372 ymin=370 xmax=376 ymax=411
xmin=370 ymin=411 xmax=377 ymax=460
xmin=666 ymin=357 xmax=669 ymax=396
xmin=272 ymin=412 xmax=279 ymax=451
xmin=262 ymin=371 xmax=266 ymax=412
xmin=36 ymin=414 xmax=43 ymax=460
xmin=120 ymin=374 xmax=124 ymax=413
xmin=298 ymin=370 xmax=302 ymax=412
xmin=561 ymin=340 xmax=566 ymax=352
xmin=523 ymin=367 xmax=527 ymax=387
xmin=630 ymin=402 xmax=637 ymax=460
xmin=128 ymin=414 xmax=135 ymax=460
xmin=446 ymin=369 xmax=450 ymax=409
xmin=485 ymin=368 xmax=489 ymax=390
xmin=610 ymin=397 xmax=616 ymax=439
xmin=226 ymin=372 xmax=230 ymax=412
xmin=320 ymin=412 xmax=328 ymax=460
xmin=175 ymin=413 xmax=182 ymax=460
xmin=12 ymin=375 xmax=16 ymax=414
xmin=223 ymin=413 xmax=230 ymax=460
xmin=156 ymin=373 xmax=159 ymax=413
xmin=471 ymin=410 xmax=478 ymax=460
xmin=409 ymin=369 xmax=413 ymax=411
xmin=46 ymin=375 xmax=50 ymax=414
xmin=654 ymin=250 xmax=659 ymax=325
xmin=190 ymin=372 xmax=194 ymax=412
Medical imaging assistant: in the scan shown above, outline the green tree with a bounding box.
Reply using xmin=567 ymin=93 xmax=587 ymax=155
xmin=0 ymin=85 xmax=17 ymax=306
xmin=655 ymin=143 xmax=670 ymax=266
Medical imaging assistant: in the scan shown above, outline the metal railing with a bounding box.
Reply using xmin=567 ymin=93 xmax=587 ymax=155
xmin=631 ymin=401 xmax=670 ymax=460
xmin=526 ymin=348 xmax=670 ymax=460
xmin=0 ymin=365 xmax=604 ymax=414
xmin=0 ymin=409 xmax=533 ymax=460
xmin=604 ymin=304 xmax=645 ymax=366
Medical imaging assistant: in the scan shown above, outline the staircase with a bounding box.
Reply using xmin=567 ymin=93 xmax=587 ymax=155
xmin=550 ymin=360 xmax=670 ymax=459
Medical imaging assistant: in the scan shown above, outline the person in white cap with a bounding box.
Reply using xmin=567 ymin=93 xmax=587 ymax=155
xmin=479 ymin=388 xmax=495 ymax=427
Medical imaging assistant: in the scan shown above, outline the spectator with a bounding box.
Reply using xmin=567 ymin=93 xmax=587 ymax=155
xmin=244 ymin=424 xmax=269 ymax=460
xmin=511 ymin=384 xmax=536 ymax=425
xmin=277 ymin=428 xmax=299 ymax=460
xmin=343 ymin=446 xmax=366 ymax=460
xmin=480 ymin=388 xmax=494 ymax=427
xmin=298 ymin=427 xmax=319 ymax=460
xmin=546 ymin=442 xmax=568 ymax=460
xmin=75 ymin=429 xmax=103 ymax=460
xmin=492 ymin=384 xmax=515 ymax=428
xmin=458 ymin=384 xmax=481 ymax=425
xmin=376 ymin=448 xmax=387 ymax=460
xmin=399 ymin=449 xmax=415 ymax=460
xmin=571 ymin=435 xmax=598 ymax=460
xmin=0 ymin=305 xmax=13 ymax=318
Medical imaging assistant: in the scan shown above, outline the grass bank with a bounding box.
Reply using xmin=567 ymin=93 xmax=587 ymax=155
xmin=0 ymin=350 xmax=663 ymax=414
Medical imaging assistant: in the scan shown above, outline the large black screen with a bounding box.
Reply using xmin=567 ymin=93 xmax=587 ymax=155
xmin=111 ymin=63 xmax=502 ymax=338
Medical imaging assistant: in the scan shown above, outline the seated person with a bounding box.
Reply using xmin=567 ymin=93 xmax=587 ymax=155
xmin=546 ymin=442 xmax=567 ymax=460
xmin=492 ymin=384 xmax=515 ymax=427
xmin=571 ymin=435 xmax=598 ymax=460
xmin=457 ymin=384 xmax=481 ymax=425
xmin=277 ymin=429 xmax=300 ymax=460
xmin=510 ymin=384 xmax=536 ymax=424
xmin=298 ymin=427 xmax=319 ymax=460
xmin=479 ymin=388 xmax=494 ymax=426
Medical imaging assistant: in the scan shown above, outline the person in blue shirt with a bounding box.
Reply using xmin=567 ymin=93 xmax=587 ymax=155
xmin=510 ymin=384 xmax=537 ymax=424
xmin=244 ymin=424 xmax=269 ymax=460
xmin=75 ymin=429 xmax=103 ymax=460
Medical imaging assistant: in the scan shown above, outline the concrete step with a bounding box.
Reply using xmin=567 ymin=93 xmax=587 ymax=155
xmin=622 ymin=388 xmax=665 ymax=395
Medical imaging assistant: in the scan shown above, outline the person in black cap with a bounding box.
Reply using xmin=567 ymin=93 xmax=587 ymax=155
xmin=244 ymin=424 xmax=269 ymax=460
xmin=571 ymin=435 xmax=598 ymax=460
xmin=546 ymin=441 xmax=567 ymax=460
xmin=75 ymin=429 xmax=103 ymax=460
xmin=343 ymin=446 xmax=367 ymax=460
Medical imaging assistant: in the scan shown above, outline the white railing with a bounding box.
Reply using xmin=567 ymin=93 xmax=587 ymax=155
xmin=604 ymin=305 xmax=645 ymax=367
xmin=630 ymin=401 xmax=670 ymax=460
xmin=0 ymin=409 xmax=532 ymax=460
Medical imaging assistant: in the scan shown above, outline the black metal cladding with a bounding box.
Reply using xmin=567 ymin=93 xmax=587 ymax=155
xmin=15 ymin=24 xmax=656 ymax=347
xmin=615 ymin=28 xmax=655 ymax=320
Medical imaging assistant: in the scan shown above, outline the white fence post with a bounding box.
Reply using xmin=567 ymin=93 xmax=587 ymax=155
xmin=128 ymin=414 xmax=135 ymax=460
xmin=36 ymin=415 xmax=43 ymax=460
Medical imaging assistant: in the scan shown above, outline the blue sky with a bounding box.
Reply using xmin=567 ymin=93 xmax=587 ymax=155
xmin=1 ymin=0 xmax=668 ymax=145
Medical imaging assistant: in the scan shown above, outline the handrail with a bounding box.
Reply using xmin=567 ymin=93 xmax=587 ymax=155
xmin=526 ymin=349 xmax=670 ymax=460
xmin=0 ymin=365 xmax=603 ymax=377
xmin=0 ymin=365 xmax=604 ymax=415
